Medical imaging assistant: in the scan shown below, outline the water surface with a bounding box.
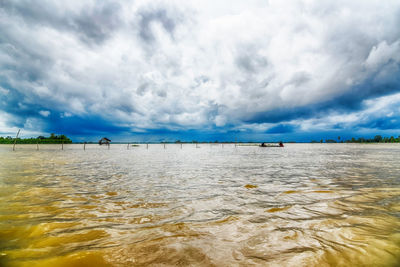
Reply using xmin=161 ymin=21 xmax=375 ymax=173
xmin=0 ymin=144 xmax=399 ymax=266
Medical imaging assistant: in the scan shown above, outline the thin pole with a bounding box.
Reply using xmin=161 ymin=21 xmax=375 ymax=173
xmin=108 ymin=143 xmax=110 ymax=150
xmin=84 ymin=142 xmax=86 ymax=150
xmin=127 ymin=143 xmax=130 ymax=150
xmin=13 ymin=129 xmax=20 ymax=151
xmin=181 ymin=143 xmax=182 ymax=149
xmin=164 ymin=143 xmax=166 ymax=149
xmin=146 ymin=143 xmax=148 ymax=149
xmin=37 ymin=141 xmax=39 ymax=150
xmin=61 ymin=141 xmax=63 ymax=150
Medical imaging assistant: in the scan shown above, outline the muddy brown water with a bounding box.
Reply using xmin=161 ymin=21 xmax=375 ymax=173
xmin=0 ymin=144 xmax=399 ymax=266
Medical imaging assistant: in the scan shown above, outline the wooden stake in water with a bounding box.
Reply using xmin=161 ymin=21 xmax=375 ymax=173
xmin=12 ymin=129 xmax=20 ymax=151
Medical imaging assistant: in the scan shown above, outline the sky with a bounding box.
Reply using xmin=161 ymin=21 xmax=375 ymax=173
xmin=1 ymin=0 xmax=400 ymax=142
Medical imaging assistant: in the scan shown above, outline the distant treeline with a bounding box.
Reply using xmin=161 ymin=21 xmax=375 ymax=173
xmin=0 ymin=133 xmax=72 ymax=144
xmin=311 ymin=135 xmax=400 ymax=143
xmin=2 ymin=134 xmax=398 ymax=144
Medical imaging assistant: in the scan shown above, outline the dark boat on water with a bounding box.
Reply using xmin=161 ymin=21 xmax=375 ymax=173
xmin=260 ymin=142 xmax=284 ymax=147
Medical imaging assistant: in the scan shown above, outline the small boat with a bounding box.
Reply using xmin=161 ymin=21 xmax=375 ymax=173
xmin=260 ymin=142 xmax=284 ymax=147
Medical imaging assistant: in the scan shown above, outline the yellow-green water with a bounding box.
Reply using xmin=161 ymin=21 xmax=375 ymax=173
xmin=0 ymin=144 xmax=399 ymax=266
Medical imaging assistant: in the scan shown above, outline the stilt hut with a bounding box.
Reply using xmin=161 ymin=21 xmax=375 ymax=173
xmin=99 ymin=137 xmax=111 ymax=145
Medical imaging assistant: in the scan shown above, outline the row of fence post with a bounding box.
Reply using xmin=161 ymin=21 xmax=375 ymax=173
xmin=12 ymin=142 xmax=233 ymax=151
xmin=11 ymin=129 xmax=239 ymax=151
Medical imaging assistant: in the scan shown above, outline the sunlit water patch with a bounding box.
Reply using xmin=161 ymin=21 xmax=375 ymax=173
xmin=0 ymin=144 xmax=399 ymax=266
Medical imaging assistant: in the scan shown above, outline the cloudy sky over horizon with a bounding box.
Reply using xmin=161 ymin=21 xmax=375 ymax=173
xmin=1 ymin=0 xmax=400 ymax=142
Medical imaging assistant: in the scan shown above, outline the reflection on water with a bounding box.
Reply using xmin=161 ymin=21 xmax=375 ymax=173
xmin=0 ymin=144 xmax=399 ymax=266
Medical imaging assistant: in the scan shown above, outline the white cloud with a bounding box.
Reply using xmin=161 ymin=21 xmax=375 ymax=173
xmin=0 ymin=111 xmax=20 ymax=135
xmin=0 ymin=111 xmax=44 ymax=137
xmin=39 ymin=110 xmax=50 ymax=117
xmin=0 ymin=86 xmax=9 ymax=95
xmin=298 ymin=93 xmax=400 ymax=131
xmin=365 ymin=41 xmax=400 ymax=70
xmin=60 ymin=112 xmax=72 ymax=118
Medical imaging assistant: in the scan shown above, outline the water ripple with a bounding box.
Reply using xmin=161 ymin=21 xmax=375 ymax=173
xmin=0 ymin=144 xmax=399 ymax=266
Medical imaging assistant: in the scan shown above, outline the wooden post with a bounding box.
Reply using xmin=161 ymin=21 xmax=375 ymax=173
xmin=146 ymin=143 xmax=148 ymax=149
xmin=108 ymin=143 xmax=110 ymax=150
xmin=127 ymin=143 xmax=130 ymax=150
xmin=13 ymin=129 xmax=20 ymax=151
xmin=61 ymin=141 xmax=64 ymax=150
xmin=37 ymin=141 xmax=39 ymax=151
xmin=164 ymin=143 xmax=166 ymax=149
xmin=181 ymin=143 xmax=182 ymax=149
xmin=84 ymin=142 xmax=86 ymax=150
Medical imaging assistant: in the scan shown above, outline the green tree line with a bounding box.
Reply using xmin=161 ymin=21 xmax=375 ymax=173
xmin=0 ymin=133 xmax=72 ymax=144
xmin=346 ymin=135 xmax=400 ymax=143
xmin=312 ymin=135 xmax=400 ymax=143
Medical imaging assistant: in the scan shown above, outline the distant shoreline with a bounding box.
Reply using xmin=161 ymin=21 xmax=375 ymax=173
xmin=1 ymin=134 xmax=399 ymax=144
xmin=1 ymin=142 xmax=398 ymax=145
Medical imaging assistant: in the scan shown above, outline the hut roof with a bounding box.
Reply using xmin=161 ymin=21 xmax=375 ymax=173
xmin=99 ymin=137 xmax=111 ymax=145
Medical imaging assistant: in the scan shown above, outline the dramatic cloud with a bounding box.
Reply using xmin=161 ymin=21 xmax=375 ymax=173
xmin=1 ymin=0 xmax=400 ymax=140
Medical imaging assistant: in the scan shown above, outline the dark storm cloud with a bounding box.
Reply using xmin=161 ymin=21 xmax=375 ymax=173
xmin=137 ymin=7 xmax=181 ymax=43
xmin=74 ymin=2 xmax=122 ymax=43
xmin=245 ymin=60 xmax=400 ymax=125
xmin=0 ymin=34 xmax=53 ymax=83
xmin=287 ymin=71 xmax=311 ymax=87
xmin=0 ymin=0 xmax=122 ymax=44
xmin=245 ymin=106 xmax=314 ymax=124
xmin=46 ymin=114 xmax=131 ymax=135
xmin=265 ymin=124 xmax=296 ymax=134
xmin=235 ymin=49 xmax=269 ymax=74
xmin=358 ymin=117 xmax=400 ymax=130
xmin=368 ymin=117 xmax=400 ymax=130
xmin=136 ymin=82 xmax=149 ymax=96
